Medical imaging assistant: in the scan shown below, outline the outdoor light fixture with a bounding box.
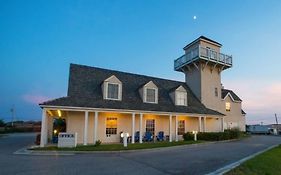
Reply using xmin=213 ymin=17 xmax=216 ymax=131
xmin=120 ymin=132 xmax=129 ymax=147
xmin=192 ymin=130 xmax=198 ymax=141
xmin=120 ymin=133 xmax=129 ymax=138
xmin=54 ymin=129 xmax=58 ymax=134
xmin=47 ymin=110 xmax=53 ymax=116
xmin=57 ymin=110 xmax=62 ymax=117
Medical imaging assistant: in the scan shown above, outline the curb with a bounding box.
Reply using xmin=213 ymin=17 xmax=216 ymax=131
xmin=206 ymin=144 xmax=279 ymax=175
xmin=15 ymin=138 xmax=248 ymax=155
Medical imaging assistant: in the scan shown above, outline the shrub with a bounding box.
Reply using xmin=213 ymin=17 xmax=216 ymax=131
xmin=95 ymin=140 xmax=102 ymax=146
xmin=183 ymin=128 xmax=241 ymax=141
xmin=183 ymin=132 xmax=194 ymax=141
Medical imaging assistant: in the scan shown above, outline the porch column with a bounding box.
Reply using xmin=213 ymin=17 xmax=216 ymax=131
xmin=132 ymin=113 xmax=135 ymax=144
xmin=83 ymin=111 xmax=89 ymax=145
xmin=93 ymin=111 xmax=98 ymax=144
xmin=169 ymin=114 xmax=172 ymax=142
xmin=139 ymin=113 xmax=143 ymax=143
xmin=198 ymin=116 xmax=202 ymax=132
xmin=203 ymin=116 xmax=207 ymax=132
xmin=175 ymin=115 xmax=178 ymax=142
xmin=221 ymin=117 xmax=224 ymax=132
xmin=40 ymin=108 xmax=48 ymax=147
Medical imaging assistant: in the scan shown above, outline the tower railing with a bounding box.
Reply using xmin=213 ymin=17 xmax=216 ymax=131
xmin=174 ymin=46 xmax=232 ymax=70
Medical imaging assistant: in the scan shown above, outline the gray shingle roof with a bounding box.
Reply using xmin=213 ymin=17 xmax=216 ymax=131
xmin=221 ymin=89 xmax=242 ymax=102
xmin=40 ymin=64 xmax=223 ymax=116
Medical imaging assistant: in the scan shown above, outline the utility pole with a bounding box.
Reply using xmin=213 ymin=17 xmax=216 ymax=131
xmin=275 ymin=113 xmax=279 ymax=133
xmin=10 ymin=105 xmax=15 ymax=127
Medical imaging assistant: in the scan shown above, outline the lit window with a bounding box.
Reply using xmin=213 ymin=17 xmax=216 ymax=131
xmin=146 ymin=119 xmax=155 ymax=136
xmin=176 ymin=91 xmax=187 ymax=106
xmin=226 ymin=102 xmax=231 ymax=111
xmin=106 ymin=117 xmax=117 ymax=135
xmin=107 ymin=83 xmax=119 ymax=100
xmin=215 ymin=87 xmax=218 ymax=97
xmin=178 ymin=120 xmax=185 ymax=135
xmin=146 ymin=88 xmax=156 ymax=103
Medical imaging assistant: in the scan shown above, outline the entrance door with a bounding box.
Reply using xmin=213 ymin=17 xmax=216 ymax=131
xmin=52 ymin=118 xmax=66 ymax=143
xmin=105 ymin=117 xmax=118 ymax=143
xmin=146 ymin=119 xmax=155 ymax=137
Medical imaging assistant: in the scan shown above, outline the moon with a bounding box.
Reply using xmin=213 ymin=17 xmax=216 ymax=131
xmin=193 ymin=16 xmax=197 ymax=20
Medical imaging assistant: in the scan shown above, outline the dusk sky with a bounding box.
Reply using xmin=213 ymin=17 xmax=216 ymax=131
xmin=0 ymin=0 xmax=281 ymax=124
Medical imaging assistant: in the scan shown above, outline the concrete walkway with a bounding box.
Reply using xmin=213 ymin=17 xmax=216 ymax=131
xmin=1 ymin=133 xmax=281 ymax=175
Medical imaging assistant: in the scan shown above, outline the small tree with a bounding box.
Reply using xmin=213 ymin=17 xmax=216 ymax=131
xmin=0 ymin=119 xmax=6 ymax=127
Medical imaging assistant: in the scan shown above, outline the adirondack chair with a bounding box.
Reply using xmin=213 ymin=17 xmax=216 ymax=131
xmin=156 ymin=131 xmax=165 ymax=141
xmin=143 ymin=131 xmax=153 ymax=142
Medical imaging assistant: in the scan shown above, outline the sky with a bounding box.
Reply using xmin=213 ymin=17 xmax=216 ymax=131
xmin=0 ymin=0 xmax=281 ymax=125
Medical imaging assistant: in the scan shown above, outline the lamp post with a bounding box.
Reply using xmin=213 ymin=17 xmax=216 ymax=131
xmin=121 ymin=132 xmax=129 ymax=147
xmin=192 ymin=131 xmax=198 ymax=141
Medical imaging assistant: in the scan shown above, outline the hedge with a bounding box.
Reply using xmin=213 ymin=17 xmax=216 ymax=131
xmin=183 ymin=128 xmax=242 ymax=141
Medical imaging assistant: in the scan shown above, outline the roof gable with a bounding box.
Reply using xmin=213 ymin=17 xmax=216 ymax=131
xmin=222 ymin=89 xmax=242 ymax=102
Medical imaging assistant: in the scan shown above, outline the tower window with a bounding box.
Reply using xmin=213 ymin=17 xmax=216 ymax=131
xmin=215 ymin=88 xmax=218 ymax=97
xmin=226 ymin=102 xmax=231 ymax=112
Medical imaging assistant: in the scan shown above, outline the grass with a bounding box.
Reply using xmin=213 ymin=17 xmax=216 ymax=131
xmin=226 ymin=145 xmax=281 ymax=175
xmin=31 ymin=140 xmax=204 ymax=151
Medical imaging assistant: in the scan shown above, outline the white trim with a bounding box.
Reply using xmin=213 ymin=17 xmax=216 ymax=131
xmin=175 ymin=115 xmax=178 ymax=142
xmin=40 ymin=109 xmax=47 ymax=147
xmin=83 ymin=111 xmax=89 ymax=145
xmin=169 ymin=114 xmax=172 ymax=142
xmin=143 ymin=87 xmax=158 ymax=104
xmin=104 ymin=82 xmax=122 ymax=101
xmin=139 ymin=113 xmax=143 ymax=143
xmin=40 ymin=105 xmax=223 ymax=118
xmin=93 ymin=111 xmax=98 ymax=144
xmin=131 ymin=113 xmax=135 ymax=144
xmin=222 ymin=92 xmax=242 ymax=103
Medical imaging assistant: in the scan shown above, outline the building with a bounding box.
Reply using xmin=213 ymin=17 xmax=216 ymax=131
xmin=39 ymin=36 xmax=246 ymax=147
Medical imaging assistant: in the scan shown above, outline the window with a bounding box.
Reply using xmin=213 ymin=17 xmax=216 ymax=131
xmin=146 ymin=119 xmax=155 ymax=136
xmin=106 ymin=117 xmax=117 ymax=135
xmin=176 ymin=91 xmax=187 ymax=106
xmin=226 ymin=102 xmax=231 ymax=111
xmin=107 ymin=83 xmax=119 ymax=100
xmin=178 ymin=120 xmax=185 ymax=135
xmin=215 ymin=87 xmax=218 ymax=97
xmin=146 ymin=88 xmax=156 ymax=103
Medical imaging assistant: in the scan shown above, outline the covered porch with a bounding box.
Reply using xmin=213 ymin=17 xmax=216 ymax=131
xmin=40 ymin=107 xmax=224 ymax=147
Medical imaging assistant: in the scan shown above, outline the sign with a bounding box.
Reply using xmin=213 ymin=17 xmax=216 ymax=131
xmin=58 ymin=132 xmax=77 ymax=148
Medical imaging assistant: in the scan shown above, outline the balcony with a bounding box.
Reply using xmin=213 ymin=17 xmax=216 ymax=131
xmin=174 ymin=46 xmax=232 ymax=71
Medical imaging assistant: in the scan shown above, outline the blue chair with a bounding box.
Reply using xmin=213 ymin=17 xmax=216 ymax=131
xmin=143 ymin=131 xmax=153 ymax=142
xmin=135 ymin=131 xmax=140 ymax=142
xmin=156 ymin=131 xmax=165 ymax=141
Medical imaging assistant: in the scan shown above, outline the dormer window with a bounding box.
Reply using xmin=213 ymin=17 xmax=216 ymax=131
xmin=145 ymin=88 xmax=156 ymax=103
xmin=107 ymin=83 xmax=119 ymax=100
xmin=176 ymin=91 xmax=187 ymax=106
xmin=141 ymin=81 xmax=158 ymax=104
xmin=103 ymin=75 xmax=122 ymax=101
xmin=172 ymin=85 xmax=188 ymax=106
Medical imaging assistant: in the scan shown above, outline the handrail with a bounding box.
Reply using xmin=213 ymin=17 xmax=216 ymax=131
xmin=174 ymin=46 xmax=232 ymax=70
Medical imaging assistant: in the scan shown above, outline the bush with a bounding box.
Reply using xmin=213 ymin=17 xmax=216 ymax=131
xmin=95 ymin=140 xmax=102 ymax=146
xmin=183 ymin=132 xmax=194 ymax=141
xmin=183 ymin=128 xmax=241 ymax=141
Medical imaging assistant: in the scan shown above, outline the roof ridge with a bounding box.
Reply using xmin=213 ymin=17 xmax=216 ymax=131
xmin=70 ymin=63 xmax=185 ymax=84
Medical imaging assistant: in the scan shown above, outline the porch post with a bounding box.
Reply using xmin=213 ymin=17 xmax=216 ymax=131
xmin=139 ymin=113 xmax=143 ymax=143
xmin=93 ymin=111 xmax=98 ymax=144
xmin=221 ymin=117 xmax=224 ymax=132
xmin=198 ymin=116 xmax=202 ymax=132
xmin=40 ymin=108 xmax=47 ymax=147
xmin=83 ymin=111 xmax=89 ymax=145
xmin=132 ymin=113 xmax=135 ymax=144
xmin=169 ymin=114 xmax=172 ymax=142
xmin=175 ymin=115 xmax=178 ymax=142
xmin=203 ymin=116 xmax=207 ymax=132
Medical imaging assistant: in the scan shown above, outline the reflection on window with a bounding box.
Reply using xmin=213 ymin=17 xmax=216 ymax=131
xmin=178 ymin=120 xmax=185 ymax=135
xmin=146 ymin=119 xmax=155 ymax=136
xmin=226 ymin=102 xmax=231 ymax=112
xmin=106 ymin=117 xmax=117 ymax=135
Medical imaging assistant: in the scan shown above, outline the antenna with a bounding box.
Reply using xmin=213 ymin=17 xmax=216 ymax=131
xmin=275 ymin=113 xmax=279 ymax=132
xmin=10 ymin=105 xmax=15 ymax=127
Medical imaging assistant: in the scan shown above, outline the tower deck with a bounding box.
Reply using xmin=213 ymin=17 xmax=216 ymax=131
xmin=174 ymin=46 xmax=232 ymax=72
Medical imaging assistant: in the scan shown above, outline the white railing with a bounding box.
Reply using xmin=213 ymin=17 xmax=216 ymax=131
xmin=174 ymin=46 xmax=232 ymax=70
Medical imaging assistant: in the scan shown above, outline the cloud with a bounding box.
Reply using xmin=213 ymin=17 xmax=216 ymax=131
xmin=22 ymin=94 xmax=51 ymax=104
xmin=223 ymin=79 xmax=281 ymax=124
